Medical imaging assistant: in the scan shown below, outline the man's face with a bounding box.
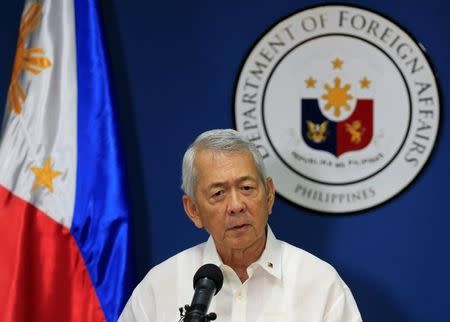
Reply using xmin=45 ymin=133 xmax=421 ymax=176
xmin=183 ymin=149 xmax=275 ymax=255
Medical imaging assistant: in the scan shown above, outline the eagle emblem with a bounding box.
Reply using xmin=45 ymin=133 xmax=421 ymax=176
xmin=306 ymin=120 xmax=328 ymax=143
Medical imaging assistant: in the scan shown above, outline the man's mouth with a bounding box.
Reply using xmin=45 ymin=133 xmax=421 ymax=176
xmin=228 ymin=224 xmax=250 ymax=232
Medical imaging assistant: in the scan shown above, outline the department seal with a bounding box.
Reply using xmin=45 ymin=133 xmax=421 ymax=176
xmin=234 ymin=5 xmax=440 ymax=213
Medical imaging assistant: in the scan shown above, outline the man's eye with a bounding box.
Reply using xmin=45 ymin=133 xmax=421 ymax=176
xmin=212 ymin=190 xmax=224 ymax=197
xmin=242 ymin=186 xmax=254 ymax=191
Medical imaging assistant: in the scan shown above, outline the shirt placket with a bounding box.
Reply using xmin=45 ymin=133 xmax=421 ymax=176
xmin=230 ymin=282 xmax=247 ymax=322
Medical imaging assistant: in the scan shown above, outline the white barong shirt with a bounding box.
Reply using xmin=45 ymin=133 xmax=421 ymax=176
xmin=119 ymin=227 xmax=362 ymax=322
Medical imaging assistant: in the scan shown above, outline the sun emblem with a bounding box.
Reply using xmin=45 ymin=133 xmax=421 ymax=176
xmin=7 ymin=3 xmax=52 ymax=115
xmin=321 ymin=77 xmax=353 ymax=117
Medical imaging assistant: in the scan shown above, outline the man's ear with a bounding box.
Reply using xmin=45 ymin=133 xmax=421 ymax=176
xmin=182 ymin=194 xmax=203 ymax=228
xmin=266 ymin=177 xmax=275 ymax=215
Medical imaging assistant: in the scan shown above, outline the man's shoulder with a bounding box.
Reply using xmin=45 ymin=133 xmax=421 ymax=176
xmin=120 ymin=242 xmax=209 ymax=321
xmin=276 ymin=239 xmax=361 ymax=320
xmin=141 ymin=242 xmax=207 ymax=287
xmin=279 ymin=240 xmax=339 ymax=281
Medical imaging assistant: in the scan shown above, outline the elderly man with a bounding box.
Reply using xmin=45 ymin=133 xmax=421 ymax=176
xmin=119 ymin=129 xmax=362 ymax=322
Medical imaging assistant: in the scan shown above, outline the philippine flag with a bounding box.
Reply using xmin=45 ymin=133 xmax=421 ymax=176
xmin=0 ymin=1 xmax=133 ymax=321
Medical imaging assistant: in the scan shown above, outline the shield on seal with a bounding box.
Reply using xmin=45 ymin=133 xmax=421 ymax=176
xmin=301 ymin=98 xmax=373 ymax=157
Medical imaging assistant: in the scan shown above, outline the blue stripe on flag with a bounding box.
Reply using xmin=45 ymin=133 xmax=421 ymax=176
xmin=72 ymin=0 xmax=134 ymax=321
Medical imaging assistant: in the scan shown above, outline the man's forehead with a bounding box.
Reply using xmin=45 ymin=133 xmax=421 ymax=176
xmin=194 ymin=148 xmax=254 ymax=166
xmin=194 ymin=149 xmax=259 ymax=178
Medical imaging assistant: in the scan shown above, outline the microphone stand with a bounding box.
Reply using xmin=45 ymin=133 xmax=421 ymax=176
xmin=179 ymin=264 xmax=223 ymax=322
xmin=178 ymin=304 xmax=217 ymax=322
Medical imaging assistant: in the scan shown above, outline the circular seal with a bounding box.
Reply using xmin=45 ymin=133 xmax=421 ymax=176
xmin=234 ymin=5 xmax=440 ymax=213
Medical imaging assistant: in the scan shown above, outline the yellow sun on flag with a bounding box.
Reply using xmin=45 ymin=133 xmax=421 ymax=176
xmin=7 ymin=3 xmax=52 ymax=115
xmin=322 ymin=77 xmax=353 ymax=117
xmin=30 ymin=157 xmax=62 ymax=192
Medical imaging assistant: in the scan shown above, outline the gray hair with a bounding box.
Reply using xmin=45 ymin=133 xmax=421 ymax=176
xmin=181 ymin=129 xmax=268 ymax=198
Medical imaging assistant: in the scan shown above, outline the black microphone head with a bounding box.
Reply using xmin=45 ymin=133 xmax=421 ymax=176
xmin=193 ymin=263 xmax=223 ymax=295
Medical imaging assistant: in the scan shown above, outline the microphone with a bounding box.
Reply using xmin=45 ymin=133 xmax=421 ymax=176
xmin=183 ymin=264 xmax=224 ymax=322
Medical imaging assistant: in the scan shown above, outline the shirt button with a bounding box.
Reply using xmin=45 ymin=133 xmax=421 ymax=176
xmin=236 ymin=291 xmax=243 ymax=300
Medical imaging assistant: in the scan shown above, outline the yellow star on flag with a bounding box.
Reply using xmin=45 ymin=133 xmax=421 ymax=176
xmin=360 ymin=76 xmax=371 ymax=89
xmin=305 ymin=76 xmax=316 ymax=88
xmin=331 ymin=58 xmax=344 ymax=70
xmin=30 ymin=157 xmax=62 ymax=192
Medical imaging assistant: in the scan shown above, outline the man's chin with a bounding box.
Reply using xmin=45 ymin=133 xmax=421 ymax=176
xmin=224 ymin=233 xmax=264 ymax=251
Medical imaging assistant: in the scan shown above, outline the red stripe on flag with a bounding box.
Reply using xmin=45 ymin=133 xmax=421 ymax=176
xmin=0 ymin=185 xmax=106 ymax=322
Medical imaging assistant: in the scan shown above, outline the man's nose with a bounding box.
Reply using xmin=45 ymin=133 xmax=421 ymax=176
xmin=228 ymin=189 xmax=245 ymax=214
